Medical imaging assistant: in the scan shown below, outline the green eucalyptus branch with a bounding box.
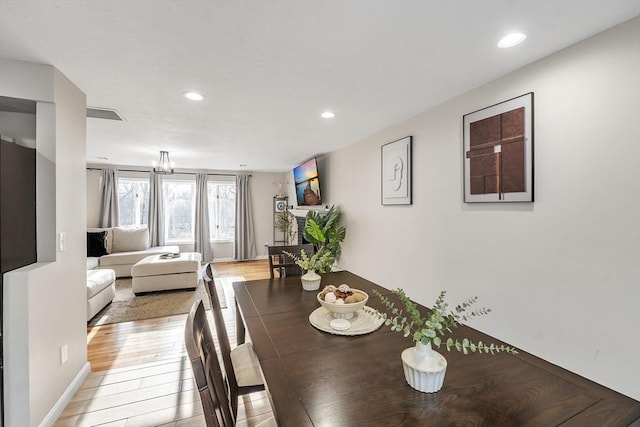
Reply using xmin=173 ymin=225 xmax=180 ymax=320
xmin=372 ymin=288 xmax=518 ymax=355
xmin=283 ymin=248 xmax=334 ymax=273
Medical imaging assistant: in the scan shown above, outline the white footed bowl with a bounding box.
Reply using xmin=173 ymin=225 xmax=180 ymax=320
xmin=317 ymin=289 xmax=368 ymax=319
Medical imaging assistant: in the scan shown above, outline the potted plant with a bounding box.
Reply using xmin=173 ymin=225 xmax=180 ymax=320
xmin=372 ymin=288 xmax=518 ymax=393
xmin=284 ymin=248 xmax=334 ymax=291
xmin=303 ymin=205 xmax=346 ymax=272
xmin=275 ymin=210 xmax=296 ymax=244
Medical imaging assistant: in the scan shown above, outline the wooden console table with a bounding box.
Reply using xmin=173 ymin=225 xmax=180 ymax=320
xmin=233 ymin=271 xmax=640 ymax=426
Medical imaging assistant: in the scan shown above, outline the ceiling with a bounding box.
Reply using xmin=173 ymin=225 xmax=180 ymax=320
xmin=1 ymin=1 xmax=639 ymax=172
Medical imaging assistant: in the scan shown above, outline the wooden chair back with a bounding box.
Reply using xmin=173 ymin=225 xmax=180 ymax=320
xmin=203 ymin=263 xmax=265 ymax=417
xmin=202 ymin=262 xmax=216 ymax=283
xmin=184 ymin=299 xmax=235 ymax=427
xmin=267 ymin=244 xmax=315 ymax=278
xmin=203 ymin=264 xmax=237 ymax=398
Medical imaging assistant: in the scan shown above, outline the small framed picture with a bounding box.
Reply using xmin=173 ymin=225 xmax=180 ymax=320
xmin=463 ymin=92 xmax=534 ymax=202
xmin=381 ymin=136 xmax=412 ymax=205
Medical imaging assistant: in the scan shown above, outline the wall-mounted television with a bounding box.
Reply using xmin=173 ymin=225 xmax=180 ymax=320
xmin=293 ymin=157 xmax=322 ymax=206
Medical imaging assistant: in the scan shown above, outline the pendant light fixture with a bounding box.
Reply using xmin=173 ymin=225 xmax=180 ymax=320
xmin=152 ymin=150 xmax=175 ymax=174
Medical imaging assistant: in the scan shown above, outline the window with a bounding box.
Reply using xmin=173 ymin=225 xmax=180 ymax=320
xmin=163 ymin=180 xmax=196 ymax=243
xmin=118 ymin=176 xmax=234 ymax=244
xmin=208 ymin=182 xmax=236 ymax=241
xmin=118 ymin=178 xmax=149 ymax=228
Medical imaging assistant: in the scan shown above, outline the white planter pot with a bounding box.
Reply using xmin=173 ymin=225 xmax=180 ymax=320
xmin=401 ymin=341 xmax=447 ymax=393
xmin=301 ymin=270 xmax=321 ymax=291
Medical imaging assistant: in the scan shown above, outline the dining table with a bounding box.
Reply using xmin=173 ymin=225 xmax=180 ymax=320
xmin=232 ymin=271 xmax=640 ymax=427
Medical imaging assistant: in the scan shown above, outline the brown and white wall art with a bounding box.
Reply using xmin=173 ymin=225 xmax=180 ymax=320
xmin=463 ymin=92 xmax=533 ymax=202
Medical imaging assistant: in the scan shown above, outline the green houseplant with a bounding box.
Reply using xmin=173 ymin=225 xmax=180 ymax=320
xmin=284 ymin=248 xmax=334 ymax=291
xmin=275 ymin=210 xmax=296 ymax=245
xmin=285 ymin=248 xmax=334 ymax=273
xmin=303 ymin=205 xmax=346 ymax=273
xmin=372 ymin=288 xmax=518 ymax=393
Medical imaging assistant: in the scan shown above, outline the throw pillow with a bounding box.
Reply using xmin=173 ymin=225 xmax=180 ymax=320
xmin=87 ymin=231 xmax=108 ymax=257
xmin=88 ymin=227 xmax=113 ymax=253
xmin=112 ymin=227 xmax=150 ymax=252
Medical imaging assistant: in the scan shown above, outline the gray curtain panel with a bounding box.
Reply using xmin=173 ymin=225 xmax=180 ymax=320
xmin=99 ymin=168 xmax=120 ymax=227
xmin=194 ymin=172 xmax=212 ymax=262
xmin=148 ymin=171 xmax=165 ymax=247
xmin=234 ymin=173 xmax=256 ymax=260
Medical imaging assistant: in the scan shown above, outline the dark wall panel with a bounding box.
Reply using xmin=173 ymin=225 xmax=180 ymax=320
xmin=1 ymin=140 xmax=37 ymax=273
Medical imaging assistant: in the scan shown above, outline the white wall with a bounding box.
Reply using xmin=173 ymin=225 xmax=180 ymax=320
xmin=2 ymin=60 xmax=88 ymax=426
xmin=85 ymin=169 xmax=102 ymax=228
xmin=0 ymin=111 xmax=36 ymax=148
xmin=326 ymin=17 xmax=640 ymax=401
xmin=251 ymin=171 xmax=289 ymax=256
xmin=86 ymin=168 xmax=286 ymax=260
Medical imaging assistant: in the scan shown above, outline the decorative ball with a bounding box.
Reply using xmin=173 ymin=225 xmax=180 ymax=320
xmin=353 ymin=292 xmax=366 ymax=302
xmin=319 ymin=285 xmax=337 ymax=299
xmin=345 ymin=295 xmax=357 ymax=304
xmin=335 ymin=298 xmax=345 ymax=305
xmin=324 ymin=292 xmax=337 ymax=303
xmin=338 ymin=284 xmax=351 ymax=293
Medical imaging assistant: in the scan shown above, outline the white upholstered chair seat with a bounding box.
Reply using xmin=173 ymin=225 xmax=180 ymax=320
xmin=186 ymin=300 xmax=276 ymax=427
xmin=230 ymin=341 xmax=264 ymax=387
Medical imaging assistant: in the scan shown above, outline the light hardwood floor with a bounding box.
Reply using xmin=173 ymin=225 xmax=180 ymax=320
xmin=55 ymin=260 xmax=273 ymax=427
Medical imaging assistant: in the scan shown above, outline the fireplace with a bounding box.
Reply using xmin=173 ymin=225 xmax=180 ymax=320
xmin=289 ymin=209 xmax=311 ymax=245
xmin=295 ymin=216 xmax=307 ymax=244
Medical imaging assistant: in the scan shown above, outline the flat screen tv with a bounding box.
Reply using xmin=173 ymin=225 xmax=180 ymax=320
xmin=293 ymin=157 xmax=322 ymax=206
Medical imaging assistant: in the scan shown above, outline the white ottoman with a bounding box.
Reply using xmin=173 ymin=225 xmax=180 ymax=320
xmin=87 ymin=269 xmax=116 ymax=321
xmin=131 ymin=252 xmax=202 ymax=295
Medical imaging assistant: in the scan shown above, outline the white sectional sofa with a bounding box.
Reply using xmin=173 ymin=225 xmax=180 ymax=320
xmin=85 ymin=226 xmax=183 ymax=321
xmin=88 ymin=227 xmax=180 ymax=278
xmin=86 ymin=268 xmax=116 ymax=321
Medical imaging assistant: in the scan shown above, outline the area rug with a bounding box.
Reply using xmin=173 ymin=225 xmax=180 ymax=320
xmin=88 ymin=276 xmax=244 ymax=327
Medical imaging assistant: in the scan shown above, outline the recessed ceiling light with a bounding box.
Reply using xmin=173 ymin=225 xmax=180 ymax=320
xmin=498 ymin=32 xmax=526 ymax=48
xmin=321 ymin=111 xmax=335 ymax=119
xmin=184 ymin=91 xmax=205 ymax=101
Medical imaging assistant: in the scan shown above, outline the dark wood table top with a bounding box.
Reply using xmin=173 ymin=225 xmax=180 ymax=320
xmin=233 ymin=271 xmax=640 ymax=427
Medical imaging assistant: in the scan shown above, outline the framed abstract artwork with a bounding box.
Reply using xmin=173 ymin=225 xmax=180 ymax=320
xmin=381 ymin=136 xmax=412 ymax=205
xmin=463 ymin=92 xmax=534 ymax=202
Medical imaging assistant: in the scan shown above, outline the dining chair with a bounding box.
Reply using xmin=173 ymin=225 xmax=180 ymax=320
xmin=203 ymin=264 xmax=265 ymax=418
xmin=185 ymin=299 xmax=235 ymax=427
xmin=185 ymin=300 xmax=277 ymax=427
xmin=267 ymin=244 xmax=315 ymax=278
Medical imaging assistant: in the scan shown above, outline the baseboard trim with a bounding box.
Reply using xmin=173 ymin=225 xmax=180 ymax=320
xmin=39 ymin=361 xmax=91 ymax=427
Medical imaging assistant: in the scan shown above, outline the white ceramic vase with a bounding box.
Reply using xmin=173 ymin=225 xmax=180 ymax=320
xmin=300 ymin=269 xmax=321 ymax=291
xmin=401 ymin=341 xmax=448 ymax=393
